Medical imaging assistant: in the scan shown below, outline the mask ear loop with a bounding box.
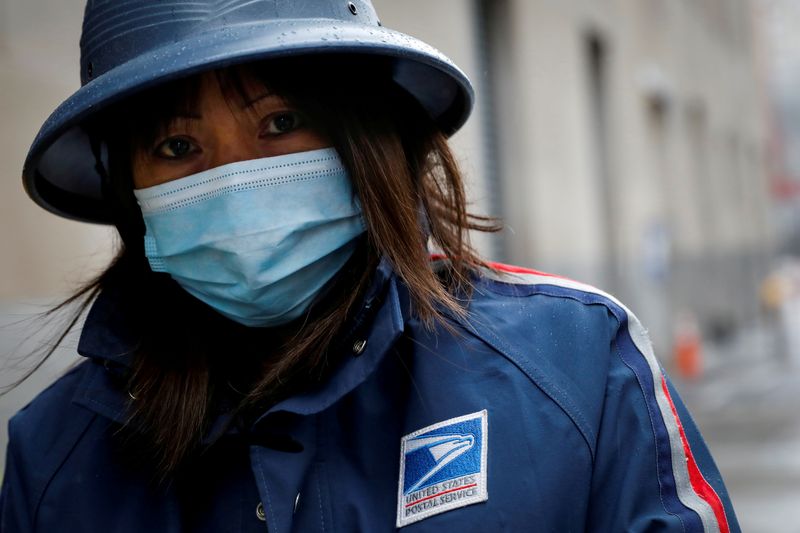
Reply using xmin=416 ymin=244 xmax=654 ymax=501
xmin=417 ymin=201 xmax=432 ymax=239
xmin=417 ymin=201 xmax=436 ymax=259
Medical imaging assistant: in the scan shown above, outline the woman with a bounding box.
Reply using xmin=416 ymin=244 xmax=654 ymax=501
xmin=2 ymin=1 xmax=739 ymax=531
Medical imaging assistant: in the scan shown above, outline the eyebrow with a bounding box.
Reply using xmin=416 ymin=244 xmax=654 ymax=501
xmin=162 ymin=91 xmax=279 ymax=120
xmin=168 ymin=112 xmax=203 ymax=120
xmin=242 ymin=91 xmax=278 ymax=108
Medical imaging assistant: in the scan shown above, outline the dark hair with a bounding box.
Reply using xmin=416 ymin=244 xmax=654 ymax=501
xmin=17 ymin=55 xmax=499 ymax=479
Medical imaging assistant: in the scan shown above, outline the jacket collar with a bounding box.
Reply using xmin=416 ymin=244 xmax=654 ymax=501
xmin=251 ymin=267 xmax=408 ymax=427
xmin=76 ymin=282 xmax=140 ymax=369
xmin=72 ymin=257 xmax=410 ymax=426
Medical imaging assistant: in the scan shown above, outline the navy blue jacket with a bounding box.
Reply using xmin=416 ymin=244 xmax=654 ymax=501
xmin=1 ymin=260 xmax=739 ymax=532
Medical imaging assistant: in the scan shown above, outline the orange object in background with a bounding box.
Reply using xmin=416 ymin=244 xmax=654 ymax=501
xmin=674 ymin=314 xmax=703 ymax=380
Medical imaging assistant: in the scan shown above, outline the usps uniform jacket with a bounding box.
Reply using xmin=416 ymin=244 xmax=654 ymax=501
xmin=1 ymin=259 xmax=739 ymax=532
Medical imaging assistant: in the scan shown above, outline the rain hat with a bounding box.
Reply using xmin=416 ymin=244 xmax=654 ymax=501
xmin=23 ymin=0 xmax=474 ymax=224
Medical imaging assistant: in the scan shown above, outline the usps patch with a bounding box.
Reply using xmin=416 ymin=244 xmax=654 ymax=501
xmin=396 ymin=410 xmax=488 ymax=527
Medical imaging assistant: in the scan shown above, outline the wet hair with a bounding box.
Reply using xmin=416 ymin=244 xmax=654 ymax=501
xmin=22 ymin=55 xmax=499 ymax=479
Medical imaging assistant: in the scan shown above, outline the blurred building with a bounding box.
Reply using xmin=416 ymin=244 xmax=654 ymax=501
xmin=377 ymin=0 xmax=773 ymax=352
xmin=760 ymin=0 xmax=800 ymax=254
xmin=0 ymin=0 xmax=114 ymax=302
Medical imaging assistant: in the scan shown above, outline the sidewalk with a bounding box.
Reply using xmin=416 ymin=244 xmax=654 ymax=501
xmin=675 ymin=322 xmax=800 ymax=533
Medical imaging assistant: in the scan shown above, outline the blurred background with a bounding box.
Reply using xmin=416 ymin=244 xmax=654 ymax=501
xmin=1 ymin=0 xmax=799 ymax=530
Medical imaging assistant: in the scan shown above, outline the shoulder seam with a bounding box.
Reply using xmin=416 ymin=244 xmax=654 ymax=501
xmin=13 ymin=364 xmax=86 ymax=416
xmin=448 ymin=288 xmax=621 ymax=463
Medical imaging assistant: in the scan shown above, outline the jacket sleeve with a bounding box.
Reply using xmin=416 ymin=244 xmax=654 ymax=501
xmin=1 ymin=418 xmax=34 ymax=532
xmin=586 ymin=309 xmax=740 ymax=532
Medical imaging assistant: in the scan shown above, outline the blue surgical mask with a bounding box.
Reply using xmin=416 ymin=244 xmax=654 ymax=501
xmin=133 ymin=147 xmax=366 ymax=327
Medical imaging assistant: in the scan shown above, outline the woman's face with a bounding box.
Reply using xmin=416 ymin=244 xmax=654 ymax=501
xmin=131 ymin=70 xmax=330 ymax=189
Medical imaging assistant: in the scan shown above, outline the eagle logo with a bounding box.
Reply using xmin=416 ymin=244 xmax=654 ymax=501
xmin=403 ymin=434 xmax=476 ymax=494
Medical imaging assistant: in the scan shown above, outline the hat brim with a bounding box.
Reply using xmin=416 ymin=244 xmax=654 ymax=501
xmin=23 ymin=19 xmax=474 ymax=224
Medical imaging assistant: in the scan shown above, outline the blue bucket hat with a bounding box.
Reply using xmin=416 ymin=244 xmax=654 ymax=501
xmin=23 ymin=0 xmax=474 ymax=224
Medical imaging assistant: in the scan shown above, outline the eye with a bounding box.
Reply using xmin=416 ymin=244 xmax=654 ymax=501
xmin=153 ymin=137 xmax=198 ymax=159
xmin=262 ymin=111 xmax=304 ymax=136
